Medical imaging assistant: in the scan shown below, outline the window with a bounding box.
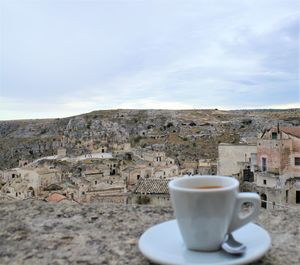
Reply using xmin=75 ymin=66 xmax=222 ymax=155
xmin=263 ymin=179 xmax=267 ymax=185
xmin=271 ymin=132 xmax=277 ymax=140
xmin=262 ymin=157 xmax=267 ymax=172
xmin=12 ymin=174 xmax=15 ymax=178
xmin=95 ymin=181 xmax=97 ymax=185
xmin=137 ymin=175 xmax=140 ymax=180
xmin=295 ymin=157 xmax=300 ymax=166
xmin=296 ymin=191 xmax=300 ymax=204
xmin=261 ymin=194 xmax=267 ymax=209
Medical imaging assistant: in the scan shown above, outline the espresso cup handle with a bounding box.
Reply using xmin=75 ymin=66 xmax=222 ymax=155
xmin=228 ymin=193 xmax=260 ymax=233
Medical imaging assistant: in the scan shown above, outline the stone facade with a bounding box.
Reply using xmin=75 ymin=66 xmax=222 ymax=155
xmin=218 ymin=127 xmax=300 ymax=208
xmin=18 ymin=160 xmax=29 ymax=168
xmin=1 ymin=167 xmax=62 ymax=199
xmin=57 ymin=148 xmax=67 ymax=158
xmin=130 ymin=178 xmax=171 ymax=206
xmin=256 ymin=127 xmax=300 ymax=207
xmin=198 ymin=159 xmax=217 ymax=175
xmin=217 ymin=143 xmax=257 ymax=177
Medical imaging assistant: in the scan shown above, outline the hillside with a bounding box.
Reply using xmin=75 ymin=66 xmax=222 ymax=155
xmin=0 ymin=109 xmax=299 ymax=170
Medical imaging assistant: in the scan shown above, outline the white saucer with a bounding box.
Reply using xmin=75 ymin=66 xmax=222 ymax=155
xmin=139 ymin=220 xmax=271 ymax=265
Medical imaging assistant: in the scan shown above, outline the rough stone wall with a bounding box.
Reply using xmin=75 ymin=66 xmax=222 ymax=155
xmin=257 ymin=140 xmax=283 ymax=173
xmin=288 ymin=136 xmax=300 ymax=175
xmin=218 ymin=144 xmax=257 ymax=176
xmin=291 ymin=135 xmax=300 ymax=152
xmin=0 ymin=199 xmax=299 ymax=265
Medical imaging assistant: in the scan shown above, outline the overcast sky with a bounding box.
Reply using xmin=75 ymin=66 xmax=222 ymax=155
xmin=0 ymin=0 xmax=299 ymax=120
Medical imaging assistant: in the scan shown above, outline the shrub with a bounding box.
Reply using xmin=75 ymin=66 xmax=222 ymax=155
xmin=137 ymin=195 xmax=150 ymax=204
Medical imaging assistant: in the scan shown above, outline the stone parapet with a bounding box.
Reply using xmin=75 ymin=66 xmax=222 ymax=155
xmin=0 ymin=199 xmax=298 ymax=265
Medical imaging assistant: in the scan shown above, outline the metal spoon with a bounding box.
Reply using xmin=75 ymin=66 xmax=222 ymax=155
xmin=221 ymin=233 xmax=246 ymax=255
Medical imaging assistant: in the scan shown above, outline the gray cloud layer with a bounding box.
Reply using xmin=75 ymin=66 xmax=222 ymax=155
xmin=1 ymin=0 xmax=299 ymax=119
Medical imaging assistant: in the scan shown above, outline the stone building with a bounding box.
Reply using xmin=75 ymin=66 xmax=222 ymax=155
xmin=18 ymin=160 xmax=29 ymax=168
xmin=198 ymin=159 xmax=217 ymax=175
xmin=153 ymin=164 xmax=179 ymax=179
xmin=86 ymin=186 xmax=127 ymax=203
xmin=122 ymin=166 xmax=151 ymax=187
xmin=84 ymin=166 xmax=111 ymax=179
xmin=112 ymin=142 xmax=131 ymax=152
xmin=57 ymin=148 xmax=67 ymax=158
xmin=180 ymin=161 xmax=199 ymax=176
xmin=1 ymin=167 xmax=62 ymax=200
xmin=105 ymin=160 xmax=119 ymax=175
xmin=84 ymin=170 xmax=124 ymax=192
xmin=130 ymin=179 xmax=170 ymax=206
xmin=256 ymin=127 xmax=300 ymax=207
xmin=217 ymin=127 xmax=300 ymax=208
xmin=4 ymin=177 xmax=29 ymax=200
xmin=217 ymin=143 xmax=257 ymax=180
xmin=121 ymin=151 xmax=179 ymax=188
xmin=2 ymin=169 xmax=19 ymax=183
xmin=133 ymin=149 xmax=166 ymax=166
xmin=68 ymin=177 xmax=91 ymax=203
xmin=0 ymin=170 xmax=3 ymax=184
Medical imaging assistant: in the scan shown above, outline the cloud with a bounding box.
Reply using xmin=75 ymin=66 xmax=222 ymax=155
xmin=115 ymin=98 xmax=193 ymax=110
xmin=257 ymin=102 xmax=300 ymax=109
xmin=1 ymin=0 xmax=299 ymax=119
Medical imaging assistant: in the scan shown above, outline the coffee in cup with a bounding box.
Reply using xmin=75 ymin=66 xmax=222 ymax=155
xmin=168 ymin=175 xmax=260 ymax=251
xmin=192 ymin=185 xmax=224 ymax=189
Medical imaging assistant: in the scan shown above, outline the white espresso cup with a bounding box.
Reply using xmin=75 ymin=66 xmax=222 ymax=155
xmin=169 ymin=175 xmax=260 ymax=251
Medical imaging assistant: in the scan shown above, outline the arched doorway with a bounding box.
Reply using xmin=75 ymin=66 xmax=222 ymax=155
xmin=261 ymin=194 xmax=267 ymax=209
xmin=28 ymin=187 xmax=35 ymax=197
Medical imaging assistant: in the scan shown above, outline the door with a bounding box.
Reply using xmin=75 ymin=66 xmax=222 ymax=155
xmin=296 ymin=191 xmax=300 ymax=204
xmin=262 ymin=157 xmax=267 ymax=172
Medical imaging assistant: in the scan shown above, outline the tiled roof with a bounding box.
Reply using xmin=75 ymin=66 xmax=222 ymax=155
xmin=43 ymin=184 xmax=63 ymax=191
xmin=134 ymin=179 xmax=169 ymax=194
xmin=281 ymin=127 xmax=300 ymax=138
xmin=47 ymin=193 xmax=67 ymax=202
xmin=262 ymin=127 xmax=300 ymax=139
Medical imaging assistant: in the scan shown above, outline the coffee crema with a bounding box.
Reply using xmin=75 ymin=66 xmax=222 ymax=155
xmin=192 ymin=186 xmax=224 ymax=189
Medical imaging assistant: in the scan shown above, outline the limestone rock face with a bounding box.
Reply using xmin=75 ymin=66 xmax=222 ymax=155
xmin=1 ymin=109 xmax=299 ymax=169
xmin=0 ymin=199 xmax=298 ymax=265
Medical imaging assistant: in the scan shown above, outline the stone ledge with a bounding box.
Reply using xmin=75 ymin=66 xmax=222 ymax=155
xmin=0 ymin=200 xmax=298 ymax=265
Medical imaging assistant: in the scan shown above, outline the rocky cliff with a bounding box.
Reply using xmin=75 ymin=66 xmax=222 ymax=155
xmin=0 ymin=109 xmax=299 ymax=169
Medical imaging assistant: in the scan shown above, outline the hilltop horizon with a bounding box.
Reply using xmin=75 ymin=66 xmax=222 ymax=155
xmin=1 ymin=107 xmax=299 ymax=122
